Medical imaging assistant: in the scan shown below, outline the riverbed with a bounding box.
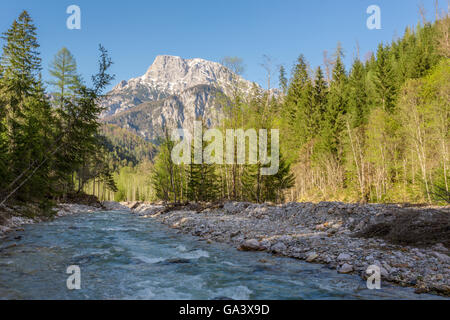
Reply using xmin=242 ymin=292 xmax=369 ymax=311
xmin=0 ymin=210 xmax=445 ymax=300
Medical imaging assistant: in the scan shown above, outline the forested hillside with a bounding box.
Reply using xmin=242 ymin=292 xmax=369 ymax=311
xmin=97 ymin=124 xmax=156 ymax=202
xmin=101 ymin=124 xmax=156 ymax=169
xmin=150 ymin=13 xmax=449 ymax=205
xmin=280 ymin=16 xmax=449 ymax=204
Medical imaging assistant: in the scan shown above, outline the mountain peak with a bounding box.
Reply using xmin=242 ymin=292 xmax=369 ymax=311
xmin=142 ymin=55 xmax=231 ymax=85
xmin=103 ymin=55 xmax=254 ymax=121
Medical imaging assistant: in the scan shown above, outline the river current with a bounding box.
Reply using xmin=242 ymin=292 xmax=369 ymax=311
xmin=0 ymin=210 xmax=444 ymax=300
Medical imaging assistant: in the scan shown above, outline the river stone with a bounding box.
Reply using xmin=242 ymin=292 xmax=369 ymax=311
xmin=338 ymin=263 xmax=354 ymax=274
xmin=260 ymin=240 xmax=271 ymax=250
xmin=164 ymin=258 xmax=191 ymax=264
xmin=380 ymin=266 xmax=389 ymax=278
xmin=238 ymin=239 xmax=264 ymax=251
xmin=271 ymin=242 xmax=287 ymax=253
xmin=337 ymin=253 xmax=351 ymax=261
xmin=278 ymin=235 xmax=292 ymax=242
xmin=306 ymin=252 xmax=318 ymax=262
xmin=433 ymin=252 xmax=450 ymax=263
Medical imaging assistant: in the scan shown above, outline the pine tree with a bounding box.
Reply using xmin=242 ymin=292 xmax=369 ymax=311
xmin=74 ymin=46 xmax=116 ymax=197
xmin=311 ymin=66 xmax=328 ymax=134
xmin=348 ymin=59 xmax=368 ymax=127
xmin=186 ymin=121 xmax=219 ymax=202
xmin=321 ymin=48 xmax=348 ymax=156
xmin=279 ymin=65 xmax=288 ymax=95
xmin=48 ymin=47 xmax=80 ymax=108
xmin=0 ymin=11 xmax=42 ymax=169
xmin=263 ymin=154 xmax=295 ymax=203
xmin=282 ymin=54 xmax=312 ymax=159
xmin=374 ymin=44 xmax=397 ymax=112
xmin=47 ymin=47 xmax=83 ymax=196
xmin=0 ymin=64 xmax=7 ymax=191
xmin=0 ymin=11 xmax=54 ymax=203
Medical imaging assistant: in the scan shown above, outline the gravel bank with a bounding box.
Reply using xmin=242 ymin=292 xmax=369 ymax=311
xmin=129 ymin=201 xmax=450 ymax=297
xmin=0 ymin=203 xmax=104 ymax=237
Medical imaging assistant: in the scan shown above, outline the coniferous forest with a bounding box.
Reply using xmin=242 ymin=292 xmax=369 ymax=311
xmin=0 ymin=10 xmax=449 ymax=214
xmin=150 ymin=12 xmax=450 ymax=205
xmin=0 ymin=11 xmax=117 ymax=212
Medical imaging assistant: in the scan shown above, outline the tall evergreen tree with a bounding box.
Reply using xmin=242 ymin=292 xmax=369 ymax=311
xmin=374 ymin=44 xmax=397 ymax=112
xmin=282 ymin=54 xmax=312 ymax=159
xmin=348 ymin=59 xmax=368 ymax=127
xmin=48 ymin=47 xmax=80 ymax=107
xmin=47 ymin=47 xmax=82 ymax=196
xmin=321 ymin=48 xmax=348 ymax=156
xmin=279 ymin=65 xmax=288 ymax=95
xmin=0 ymin=11 xmax=54 ymax=204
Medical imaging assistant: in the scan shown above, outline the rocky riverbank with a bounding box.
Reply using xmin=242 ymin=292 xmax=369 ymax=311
xmin=127 ymin=201 xmax=450 ymax=296
xmin=0 ymin=203 xmax=104 ymax=237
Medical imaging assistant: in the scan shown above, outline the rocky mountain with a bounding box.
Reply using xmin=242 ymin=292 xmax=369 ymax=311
xmin=100 ymin=55 xmax=255 ymax=142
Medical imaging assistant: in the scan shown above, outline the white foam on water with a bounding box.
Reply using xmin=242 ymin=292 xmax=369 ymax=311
xmin=179 ymin=249 xmax=210 ymax=259
xmin=134 ymin=255 xmax=165 ymax=264
xmin=101 ymin=227 xmax=140 ymax=232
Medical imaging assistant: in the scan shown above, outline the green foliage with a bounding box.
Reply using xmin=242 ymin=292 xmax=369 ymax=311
xmin=278 ymin=16 xmax=449 ymax=204
xmin=0 ymin=11 xmax=53 ymax=203
xmin=101 ymin=124 xmax=156 ymax=169
xmin=47 ymin=47 xmax=80 ymax=106
xmin=151 ymin=134 xmax=182 ymax=202
xmin=0 ymin=11 xmax=116 ymax=207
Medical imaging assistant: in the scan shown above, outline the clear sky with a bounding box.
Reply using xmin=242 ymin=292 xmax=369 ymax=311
xmin=0 ymin=0 xmax=444 ymax=91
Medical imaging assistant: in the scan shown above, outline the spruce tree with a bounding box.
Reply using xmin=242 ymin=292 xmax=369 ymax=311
xmin=313 ymin=66 xmax=328 ymax=124
xmin=0 ymin=11 xmax=54 ymax=203
xmin=279 ymin=65 xmax=288 ymax=95
xmin=374 ymin=44 xmax=397 ymax=112
xmin=282 ymin=54 xmax=312 ymax=159
xmin=348 ymin=59 xmax=368 ymax=127
xmin=321 ymin=48 xmax=348 ymax=157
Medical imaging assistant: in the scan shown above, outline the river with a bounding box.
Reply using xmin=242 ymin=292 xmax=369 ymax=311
xmin=0 ymin=210 xmax=444 ymax=300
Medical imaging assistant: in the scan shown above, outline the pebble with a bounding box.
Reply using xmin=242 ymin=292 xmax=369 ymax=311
xmin=337 ymin=253 xmax=351 ymax=261
xmin=338 ymin=263 xmax=354 ymax=274
xmin=306 ymin=252 xmax=318 ymax=262
xmin=271 ymin=242 xmax=287 ymax=253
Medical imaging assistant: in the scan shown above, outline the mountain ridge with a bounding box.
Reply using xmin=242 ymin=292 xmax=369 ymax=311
xmin=100 ymin=55 xmax=255 ymax=142
xmin=101 ymin=55 xmax=253 ymax=117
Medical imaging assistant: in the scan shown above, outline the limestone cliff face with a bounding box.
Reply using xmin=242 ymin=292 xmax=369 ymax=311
xmin=103 ymin=84 xmax=223 ymax=142
xmin=101 ymin=55 xmax=254 ymax=142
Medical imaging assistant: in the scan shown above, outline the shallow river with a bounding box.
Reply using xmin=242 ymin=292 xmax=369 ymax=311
xmin=0 ymin=210 xmax=444 ymax=299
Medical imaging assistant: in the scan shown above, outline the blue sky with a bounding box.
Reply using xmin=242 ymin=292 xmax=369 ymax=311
xmin=0 ymin=0 xmax=443 ymax=91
